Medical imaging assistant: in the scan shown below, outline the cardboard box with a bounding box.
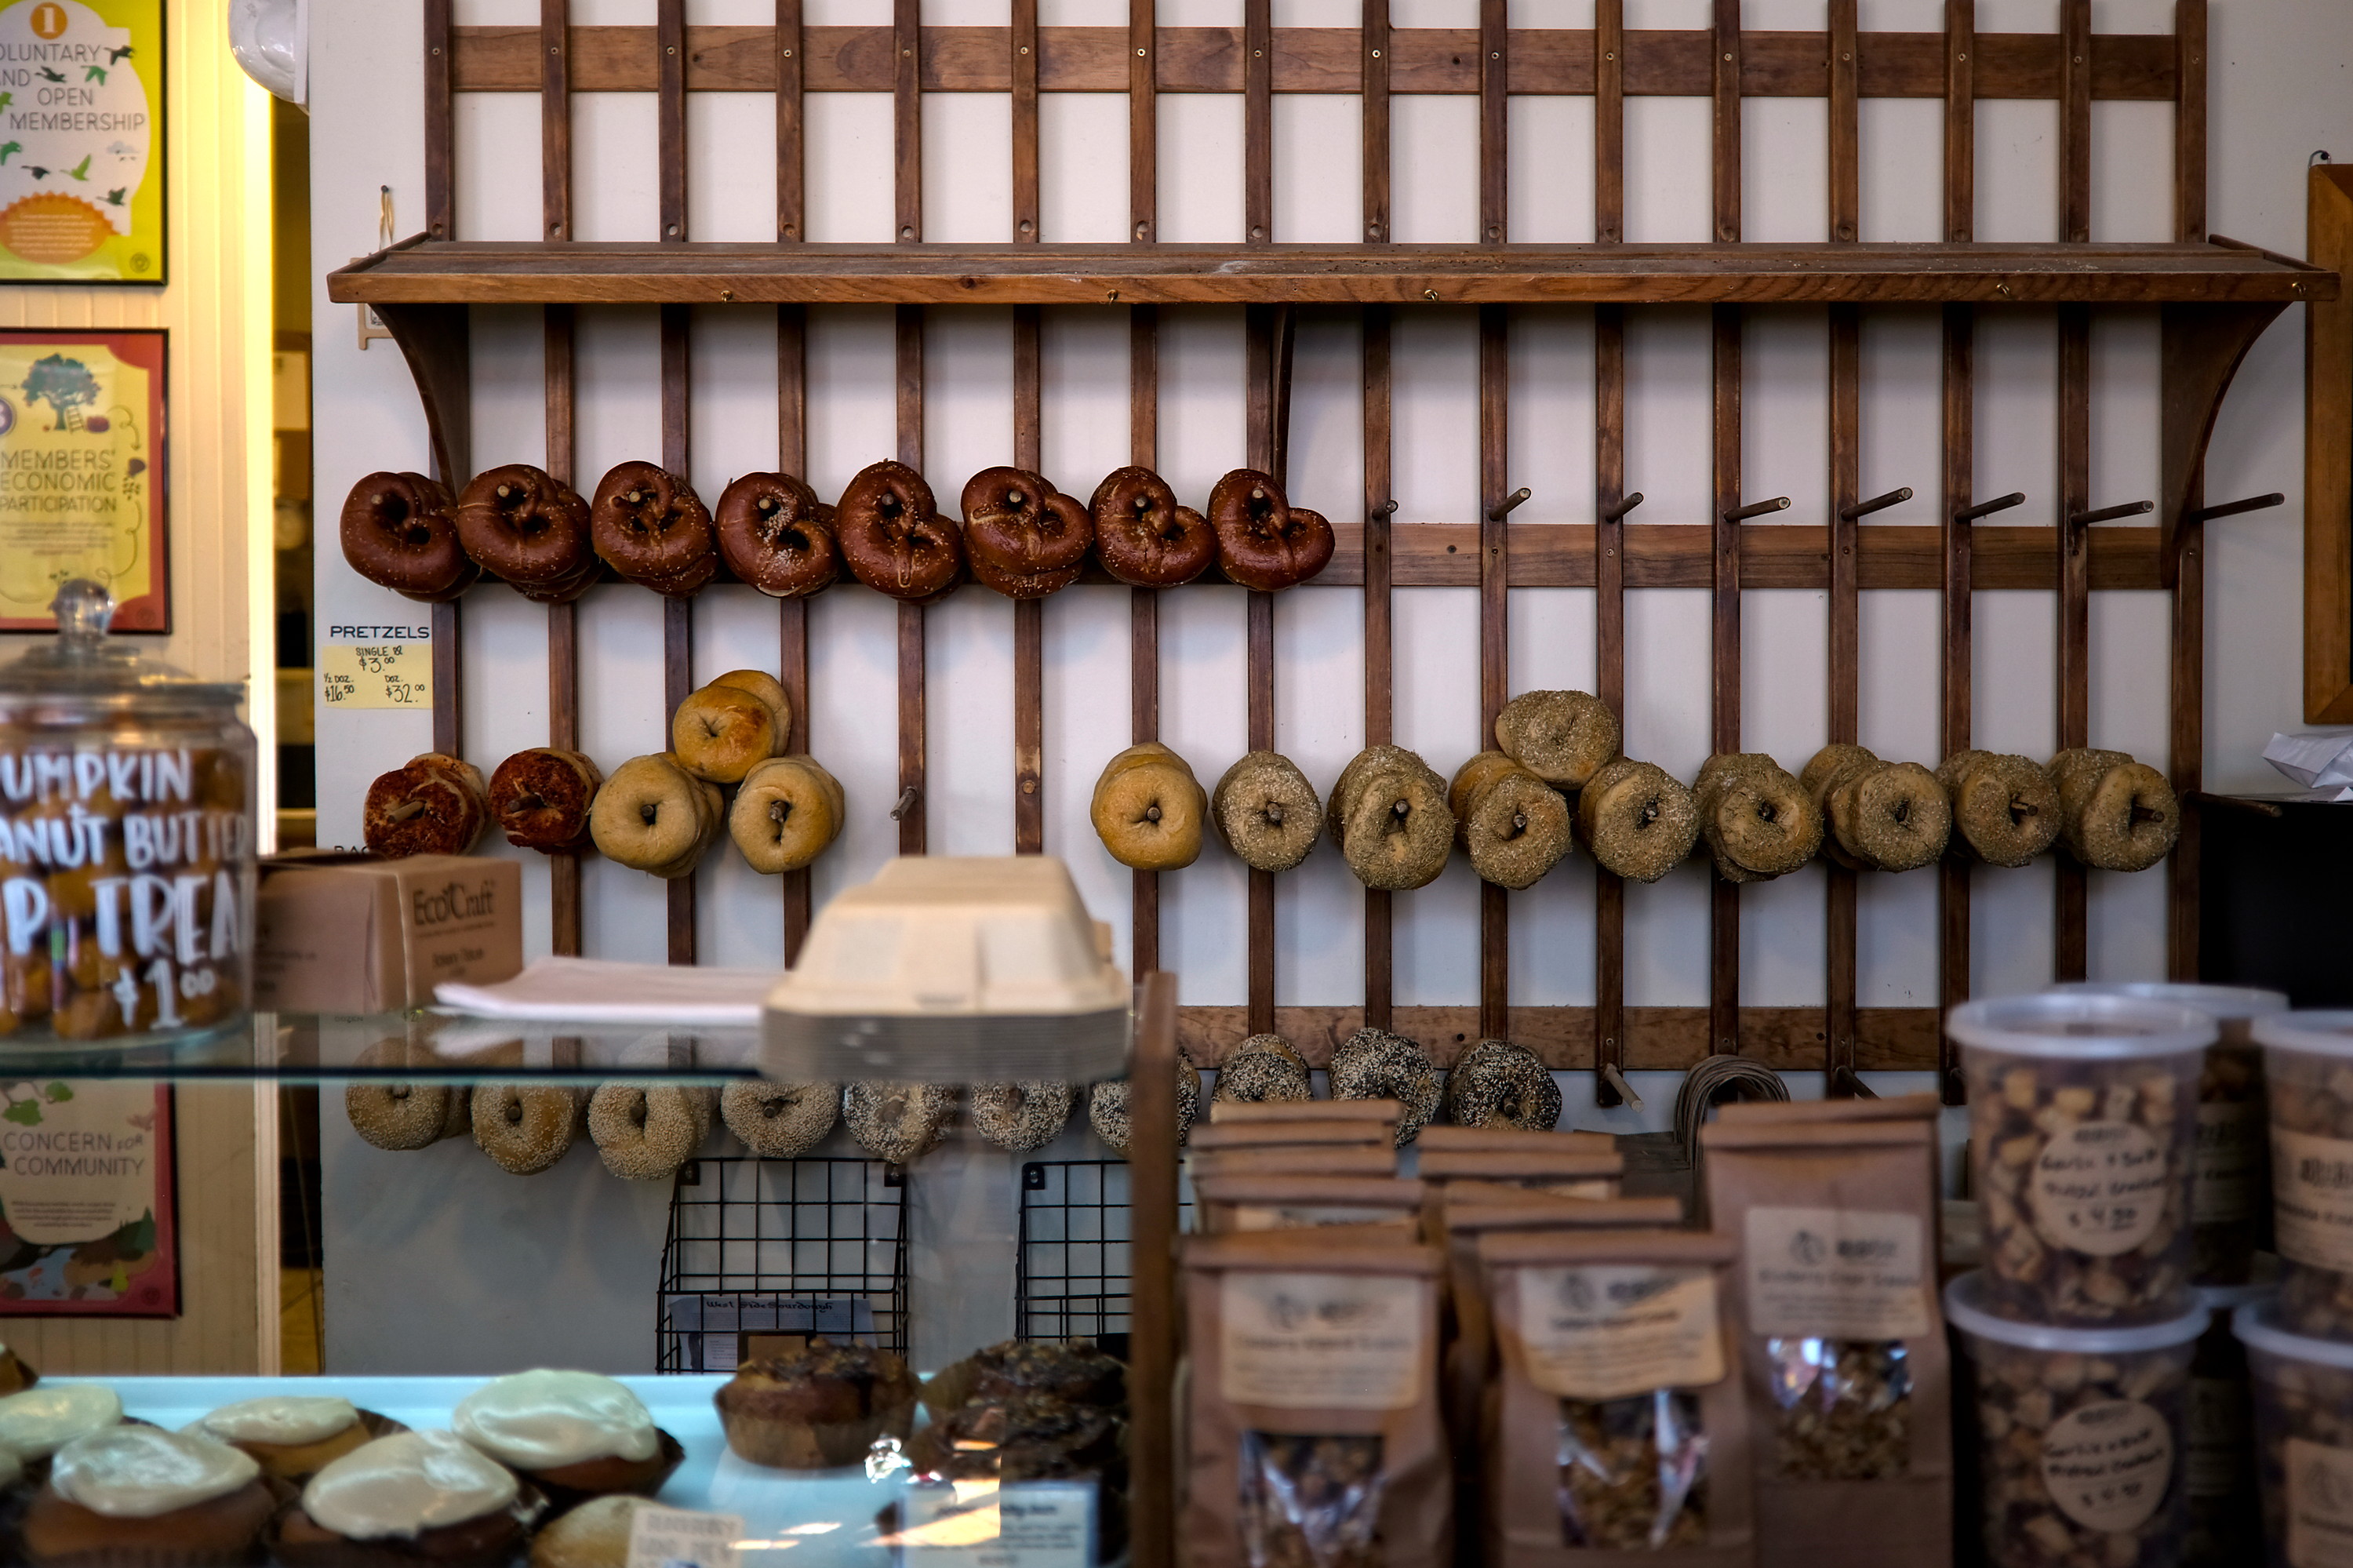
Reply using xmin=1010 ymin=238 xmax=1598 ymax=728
xmin=253 ymin=853 xmax=522 ymax=1013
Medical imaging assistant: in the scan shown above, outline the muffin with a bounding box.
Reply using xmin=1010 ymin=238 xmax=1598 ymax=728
xmin=530 ymin=1495 xmax=654 ymax=1568
xmin=276 ymin=1430 xmax=544 ymax=1568
xmin=451 ymin=1370 xmax=681 ymax=1509
xmin=915 ymin=1394 xmax=1126 ymax=1482
xmin=715 ymin=1339 xmax=918 ymax=1468
xmin=0 ymin=1384 xmax=123 ymax=1470
xmin=191 ymin=1394 xmax=391 ymax=1481
xmin=23 ymin=1424 xmax=274 ymax=1565
xmin=926 ymin=1338 xmax=1126 ymax=1415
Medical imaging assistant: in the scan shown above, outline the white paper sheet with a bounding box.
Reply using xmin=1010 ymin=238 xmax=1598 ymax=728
xmin=434 ymin=956 xmax=780 ymax=1025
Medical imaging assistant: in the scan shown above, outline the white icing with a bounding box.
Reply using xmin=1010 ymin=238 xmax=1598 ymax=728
xmin=452 ymin=1370 xmax=659 ymax=1471
xmin=50 ymin=1425 xmax=260 ymax=1519
xmin=0 ymin=1384 xmax=122 ymax=1458
xmin=196 ymin=1395 xmax=359 ymax=1447
xmin=301 ymin=1430 xmax=520 ymax=1541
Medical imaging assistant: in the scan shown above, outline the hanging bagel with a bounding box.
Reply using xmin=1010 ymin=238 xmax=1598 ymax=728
xmin=587 ymin=1083 xmax=716 ymax=1181
xmin=1936 ymin=749 xmax=2062 ymax=868
xmin=344 ymin=1081 xmax=471 ymax=1152
xmin=716 ymin=471 xmax=841 ymax=598
xmin=2046 ymin=748 xmax=2181 ymax=872
xmin=1802 ymin=744 xmax=1951 ymax=874
xmin=1089 ymin=1055 xmax=1200 ymax=1154
xmin=1206 ymin=469 xmax=1336 ymax=591
xmin=1210 ymin=751 xmax=1322 ymax=873
xmin=730 ymin=756 xmax=846 ymax=875
xmin=836 ymin=460 xmax=965 ymax=602
xmin=712 ymin=668 xmax=791 ymax=737
xmin=363 ymin=753 xmax=489 ymax=859
xmin=1574 ymin=758 xmax=1699 ymax=883
xmin=590 ymin=753 xmax=723 ymax=878
xmin=962 ymin=467 xmax=1093 ymax=599
xmin=487 ymin=748 xmax=602 ymax=854
xmin=1210 ymin=1034 xmax=1312 ymax=1106
xmin=672 ymin=680 xmax=783 ymax=784
xmin=1449 ymin=751 xmax=1573 ymax=890
xmin=1326 ymin=745 xmax=1453 ymax=891
xmin=340 ymin=471 xmax=478 ymax=602
xmin=1694 ymin=753 xmax=1822 ymax=883
xmin=471 ymin=1084 xmax=587 ymax=1176
xmin=591 ymin=461 xmax=718 ymax=595
xmin=1494 ymin=690 xmax=1620 ymax=791
xmin=1440 ymin=1039 xmax=1562 ymax=1133
xmin=721 ymin=1080 xmax=842 ymax=1159
xmin=1090 ymin=743 xmax=1207 ymax=871
xmin=1329 ymin=1028 xmax=1441 ymax=1146
xmin=843 ymin=1082 xmax=957 ymax=1166
xmin=1090 ymin=466 xmax=1217 ymax=588
xmin=454 ymin=464 xmax=595 ymax=601
xmin=969 ymin=1082 xmax=1077 ymax=1152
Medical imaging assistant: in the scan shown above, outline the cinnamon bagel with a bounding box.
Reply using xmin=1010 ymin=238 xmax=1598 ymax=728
xmin=962 ymin=467 xmax=1093 ymax=599
xmin=1695 ymin=754 xmax=1823 ymax=882
xmin=591 ymin=461 xmax=717 ymax=595
xmin=717 ymin=472 xmax=840 ymax=598
xmin=1495 ymin=690 xmax=1620 ymax=790
xmin=1574 ymin=758 xmax=1698 ymax=884
xmin=363 ymin=753 xmax=489 ymax=859
xmin=487 ymin=748 xmax=603 ymax=854
xmin=1207 ymin=469 xmax=1335 ymax=591
xmin=1327 ymin=745 xmax=1453 ymax=891
xmin=1209 ymin=751 xmax=1322 ymax=873
xmin=2046 ymin=748 xmax=2180 ymax=872
xmin=729 ymin=756 xmax=846 ymax=874
xmin=837 ymin=460 xmax=964 ymax=601
xmin=340 ymin=471 xmax=478 ymax=602
xmin=1090 ymin=744 xmax=1207 ymax=871
xmin=454 ymin=464 xmax=595 ymax=600
xmin=1936 ymin=750 xmax=2061 ymax=868
xmin=589 ymin=754 xmax=723 ymax=878
xmin=1449 ymin=751 xmax=1573 ymax=890
xmin=1090 ymin=467 xmax=1216 ymax=588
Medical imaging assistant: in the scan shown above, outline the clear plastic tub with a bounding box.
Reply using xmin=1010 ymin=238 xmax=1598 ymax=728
xmin=1946 ymin=1270 xmax=2204 ymax=1568
xmin=2253 ymin=1013 xmax=2353 ymax=1344
xmin=2057 ymin=983 xmax=2289 ymax=1286
xmin=2186 ymin=1278 xmax=2273 ymax=1568
xmin=2234 ymin=1298 xmax=2353 ymax=1568
xmin=1952 ymin=994 xmax=2215 ymax=1326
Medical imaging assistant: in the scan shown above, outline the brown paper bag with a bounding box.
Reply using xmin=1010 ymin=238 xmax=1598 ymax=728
xmin=1188 ymin=1146 xmax=1401 ymax=1182
xmin=1417 ymin=1150 xmax=1625 ymax=1240
xmin=1193 ymin=1120 xmax=1399 ymax=1151
xmin=1194 ymin=1174 xmax=1427 ymax=1238
xmin=1180 ymin=1233 xmax=1450 ymax=1568
xmin=1699 ymin=1118 xmax=1951 ymax=1568
xmin=1417 ymin=1126 xmax=1617 ymax=1155
xmin=1482 ymin=1229 xmax=1752 ymax=1568
xmin=1213 ymin=1098 xmax=1405 ymax=1126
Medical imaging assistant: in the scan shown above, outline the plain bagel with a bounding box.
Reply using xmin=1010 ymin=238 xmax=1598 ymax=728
xmin=1090 ymin=744 xmax=1207 ymax=871
xmin=591 ymin=753 xmax=724 ymax=878
xmin=720 ymin=1081 xmax=841 ymax=1159
xmin=730 ymin=756 xmax=846 ymax=874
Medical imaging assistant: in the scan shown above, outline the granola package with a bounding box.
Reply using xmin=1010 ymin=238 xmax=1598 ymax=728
xmin=2235 ymin=1293 xmax=2353 ymax=1568
xmin=1700 ymin=1116 xmax=1951 ymax=1568
xmin=2253 ymin=1011 xmax=2353 ymax=1342
xmin=1189 ymin=1145 xmax=1401 ymax=1183
xmin=1213 ymin=1099 xmax=1406 ymax=1126
xmin=1195 ymin=1120 xmax=1402 ymax=1152
xmin=1482 ymin=1229 xmax=1752 ymax=1568
xmin=1418 ymin=1126 xmax=1619 ymax=1155
xmin=1417 ymin=1150 xmax=1626 ymax=1240
xmin=2184 ymin=1280 xmax=2269 ymax=1568
xmin=1195 ymin=1174 xmax=1426 ymax=1239
xmin=1180 ymin=1232 xmax=1450 ymax=1568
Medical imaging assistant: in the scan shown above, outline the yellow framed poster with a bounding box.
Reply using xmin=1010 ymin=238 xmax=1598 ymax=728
xmin=0 ymin=0 xmax=162 ymax=284
xmin=0 ymin=329 xmax=165 ymax=630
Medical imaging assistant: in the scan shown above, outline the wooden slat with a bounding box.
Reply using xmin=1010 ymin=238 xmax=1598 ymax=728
xmin=1827 ymin=304 xmax=1860 ymax=1091
xmin=2169 ymin=521 xmax=2202 ymax=979
xmin=778 ymin=0 xmax=804 ymax=241
xmin=431 ymin=600 xmax=461 ymax=760
xmin=1130 ymin=295 xmax=1159 ymax=975
xmin=2175 ymin=0 xmax=2206 ymax=244
xmin=1127 ymin=973 xmax=1179 ymax=1568
xmin=1014 ymin=304 xmax=1044 ymax=855
xmin=1713 ymin=0 xmax=1740 ymax=243
xmin=1711 ymin=303 xmax=1740 ymax=1057
xmin=777 ymin=14 xmax=810 ymax=957
xmin=660 ymin=0 xmax=687 ymax=240
xmin=1595 ymin=302 xmax=1627 ymax=1104
xmin=2056 ymin=302 xmax=2090 ymax=981
xmin=1362 ymin=0 xmax=1388 ymax=242
xmin=1945 ymin=0 xmax=1973 ymax=242
xmin=1246 ymin=304 xmax=1276 ymax=1039
xmin=898 ymin=305 xmax=926 ymax=857
xmin=1245 ymin=0 xmax=1271 ymax=245
xmin=426 ymin=0 xmax=454 ymax=238
xmin=1129 ymin=2 xmax=1155 ymax=239
xmin=1830 ymin=0 xmax=1858 ymax=243
xmin=1478 ymin=304 xmax=1507 ymax=1039
xmin=1940 ymin=302 xmax=1973 ymax=1101
xmin=543 ymin=3 xmax=579 ymax=960
xmin=542 ymin=309 xmax=573 ymax=491
xmin=896 ymin=0 xmax=922 ymax=242
xmin=1363 ymin=304 xmax=1393 ymax=1032
xmin=541 ymin=0 xmax=571 ymax=239
xmin=2062 ymin=0 xmax=2089 ymax=243
xmin=661 ymin=301 xmax=694 ymax=966
xmin=1480 ymin=0 xmax=1505 ymax=244
xmin=1595 ymin=0 xmax=1623 ymax=243
xmin=1013 ymin=0 xmax=1039 ymax=244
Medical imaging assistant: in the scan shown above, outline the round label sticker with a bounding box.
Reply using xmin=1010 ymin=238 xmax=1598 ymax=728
xmin=2042 ymin=1399 xmax=2173 ymax=1533
xmin=2031 ymin=1119 xmax=2170 ymax=1257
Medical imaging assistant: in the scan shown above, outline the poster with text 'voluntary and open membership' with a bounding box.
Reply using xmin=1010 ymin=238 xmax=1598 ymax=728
xmin=0 ymin=0 xmax=161 ymax=284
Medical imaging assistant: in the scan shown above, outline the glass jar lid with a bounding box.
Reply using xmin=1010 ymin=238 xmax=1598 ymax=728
xmin=0 ymin=581 xmax=244 ymax=710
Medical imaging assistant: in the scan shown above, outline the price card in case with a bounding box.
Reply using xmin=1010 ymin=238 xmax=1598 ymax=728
xmin=895 ymin=1481 xmax=1094 ymax=1568
xmin=627 ymin=1505 xmax=744 ymax=1568
xmin=320 ymin=640 xmax=431 ymax=710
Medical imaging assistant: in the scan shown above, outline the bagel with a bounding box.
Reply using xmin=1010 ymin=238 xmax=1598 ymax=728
xmin=1329 ymin=1028 xmax=1441 ymax=1146
xmin=962 ymin=467 xmax=1093 ymax=599
xmin=471 ymin=1084 xmax=586 ymax=1175
xmin=837 ymin=460 xmax=964 ymax=602
xmin=1440 ymin=1039 xmax=1562 ymax=1132
xmin=969 ymin=1082 xmax=1076 ymax=1152
xmin=716 ymin=471 xmax=840 ymax=598
xmin=340 ymin=471 xmax=478 ymax=602
xmin=344 ymin=1081 xmax=470 ymax=1152
xmin=1209 ymin=751 xmax=1322 ymax=873
xmin=729 ymin=756 xmax=846 ymax=874
xmin=1210 ymin=1034 xmax=1312 ymax=1106
xmin=1089 ymin=1055 xmax=1201 ymax=1154
xmin=487 ymin=748 xmax=602 ymax=853
xmin=1574 ymin=758 xmax=1700 ymax=883
xmin=590 ymin=753 xmax=723 ymax=878
xmin=1694 ymin=753 xmax=1822 ymax=883
xmin=591 ymin=461 xmax=717 ymax=595
xmin=1090 ymin=744 xmax=1207 ymax=871
xmin=454 ymin=464 xmax=595 ymax=600
xmin=363 ymin=753 xmax=489 ymax=859
xmin=1206 ymin=469 xmax=1335 ymax=591
xmin=711 ymin=668 xmax=791 ymax=735
xmin=721 ymin=1080 xmax=842 ymax=1159
xmin=1326 ymin=745 xmax=1453 ymax=891
xmin=1936 ymin=750 xmax=2061 ymax=868
xmin=587 ymin=1083 xmax=715 ymax=1181
xmin=1090 ymin=466 xmax=1216 ymax=588
xmin=1494 ymin=690 xmax=1620 ymax=790
xmin=843 ymin=1082 xmax=957 ymax=1165
xmin=672 ymin=682 xmax=781 ymax=784
xmin=1802 ymin=746 xmax=1951 ymax=874
xmin=2046 ymin=748 xmax=2180 ymax=872
xmin=1449 ymin=751 xmax=1573 ymax=890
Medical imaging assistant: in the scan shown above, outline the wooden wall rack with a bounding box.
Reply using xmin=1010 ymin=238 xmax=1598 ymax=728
xmin=333 ymin=0 xmax=2334 ymax=1105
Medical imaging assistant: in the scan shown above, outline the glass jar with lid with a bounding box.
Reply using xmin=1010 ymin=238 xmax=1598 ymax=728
xmin=0 ymin=580 xmax=255 ymax=1050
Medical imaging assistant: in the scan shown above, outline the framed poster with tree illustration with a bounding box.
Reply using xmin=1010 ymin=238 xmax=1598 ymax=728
xmin=0 ymin=1081 xmax=176 ymax=1316
xmin=0 ymin=0 xmax=162 ymax=283
xmin=0 ymin=328 xmax=164 ymax=631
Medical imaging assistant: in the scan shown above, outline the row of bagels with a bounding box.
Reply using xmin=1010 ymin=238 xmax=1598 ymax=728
xmin=339 ymin=460 xmax=1337 ymax=604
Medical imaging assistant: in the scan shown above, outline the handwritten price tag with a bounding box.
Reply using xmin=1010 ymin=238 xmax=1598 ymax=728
xmin=321 ymin=643 xmax=430 ymax=709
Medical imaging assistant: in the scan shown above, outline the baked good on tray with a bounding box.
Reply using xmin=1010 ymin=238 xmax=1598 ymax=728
xmin=191 ymin=1394 xmax=393 ymax=1481
xmin=715 ymin=1339 xmax=918 ymax=1469
xmin=22 ymin=1424 xmax=274 ymax=1566
xmin=0 ymin=1384 xmax=124 ymax=1468
xmin=276 ymin=1429 xmax=545 ymax=1568
xmin=451 ymin=1370 xmax=682 ymax=1509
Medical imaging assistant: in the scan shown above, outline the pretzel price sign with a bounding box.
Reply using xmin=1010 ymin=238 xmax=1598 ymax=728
xmin=321 ymin=623 xmax=431 ymax=711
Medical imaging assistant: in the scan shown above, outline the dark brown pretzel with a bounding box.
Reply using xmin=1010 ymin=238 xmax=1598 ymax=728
xmin=363 ymin=755 xmax=489 ymax=859
xmin=455 ymin=464 xmax=594 ymax=601
xmin=835 ymin=460 xmax=965 ymax=601
xmin=717 ymin=472 xmax=840 ymax=598
xmin=962 ymin=466 xmax=1094 ymax=599
xmin=340 ymin=471 xmax=479 ymax=602
xmin=1208 ymin=469 xmax=1335 ymax=591
xmin=591 ymin=460 xmax=718 ymax=595
xmin=1089 ymin=465 xmax=1215 ymax=588
xmin=488 ymin=748 xmax=604 ymax=853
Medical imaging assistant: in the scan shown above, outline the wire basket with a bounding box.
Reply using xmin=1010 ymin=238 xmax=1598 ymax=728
xmin=1013 ymin=1159 xmax=1194 ymax=1359
xmin=656 ymin=1156 xmax=908 ymax=1370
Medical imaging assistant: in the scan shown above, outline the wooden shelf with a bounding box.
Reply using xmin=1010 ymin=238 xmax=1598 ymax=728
xmin=329 ymin=238 xmax=2330 ymax=309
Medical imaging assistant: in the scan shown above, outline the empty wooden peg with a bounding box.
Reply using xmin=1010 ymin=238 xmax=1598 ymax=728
xmin=1603 ymin=492 xmax=1646 ymax=522
xmin=2069 ymin=498 xmax=2155 ymax=529
xmin=2187 ymin=491 xmax=2285 ymax=523
xmin=1486 ymin=486 xmax=1532 ymax=522
xmin=1724 ymin=496 xmax=1791 ymax=523
xmin=1840 ymin=486 xmax=1913 ymax=521
xmin=1955 ymin=491 xmax=2028 ymax=524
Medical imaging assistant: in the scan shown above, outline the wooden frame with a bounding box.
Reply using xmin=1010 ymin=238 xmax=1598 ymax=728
xmin=2308 ymin=163 xmax=2353 ymax=724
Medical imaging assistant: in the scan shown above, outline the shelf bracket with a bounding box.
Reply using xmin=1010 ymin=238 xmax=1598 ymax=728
xmin=374 ymin=302 xmax=475 ymax=488
xmin=2160 ymin=300 xmax=2289 ymax=586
